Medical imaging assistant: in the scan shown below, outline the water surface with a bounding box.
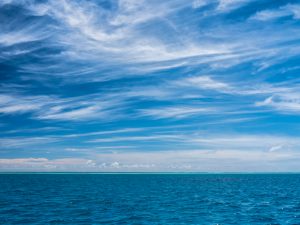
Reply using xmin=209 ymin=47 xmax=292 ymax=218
xmin=0 ymin=173 xmax=300 ymax=224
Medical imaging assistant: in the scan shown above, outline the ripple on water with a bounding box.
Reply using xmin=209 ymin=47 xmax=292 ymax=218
xmin=1 ymin=174 xmax=300 ymax=224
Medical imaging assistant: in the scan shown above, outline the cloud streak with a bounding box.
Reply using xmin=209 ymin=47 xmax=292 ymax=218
xmin=251 ymin=4 xmax=300 ymax=21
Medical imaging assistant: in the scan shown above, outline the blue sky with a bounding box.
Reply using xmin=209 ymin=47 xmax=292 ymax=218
xmin=1 ymin=0 xmax=300 ymax=172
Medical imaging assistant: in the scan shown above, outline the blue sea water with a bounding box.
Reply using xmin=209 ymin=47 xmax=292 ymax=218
xmin=0 ymin=174 xmax=300 ymax=224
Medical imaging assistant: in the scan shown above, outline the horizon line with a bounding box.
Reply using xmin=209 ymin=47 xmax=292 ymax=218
xmin=1 ymin=171 xmax=300 ymax=174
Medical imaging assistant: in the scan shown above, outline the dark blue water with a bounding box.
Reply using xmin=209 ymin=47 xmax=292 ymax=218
xmin=1 ymin=174 xmax=300 ymax=224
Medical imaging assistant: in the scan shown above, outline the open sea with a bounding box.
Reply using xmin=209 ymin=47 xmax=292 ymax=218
xmin=0 ymin=173 xmax=300 ymax=224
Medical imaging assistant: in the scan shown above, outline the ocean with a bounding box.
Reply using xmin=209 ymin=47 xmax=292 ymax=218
xmin=0 ymin=173 xmax=300 ymax=224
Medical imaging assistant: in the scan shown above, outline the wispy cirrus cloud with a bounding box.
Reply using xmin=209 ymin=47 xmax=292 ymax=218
xmin=1 ymin=0 xmax=300 ymax=171
xmin=216 ymin=0 xmax=254 ymax=12
xmin=175 ymin=75 xmax=231 ymax=92
xmin=0 ymin=94 xmax=47 ymax=114
xmin=0 ymin=93 xmax=125 ymax=121
xmin=139 ymin=106 xmax=215 ymax=119
xmin=89 ymin=134 xmax=184 ymax=143
xmin=251 ymin=4 xmax=300 ymax=21
xmin=1 ymin=0 xmax=299 ymax=83
xmin=0 ymin=136 xmax=58 ymax=148
xmin=256 ymin=95 xmax=300 ymax=114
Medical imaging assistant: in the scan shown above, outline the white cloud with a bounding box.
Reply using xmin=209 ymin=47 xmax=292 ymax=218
xmin=2 ymin=0 xmax=299 ymax=82
xmin=63 ymin=128 xmax=145 ymax=138
xmin=0 ymin=158 xmax=95 ymax=171
xmin=269 ymin=145 xmax=283 ymax=152
xmin=86 ymin=132 xmax=300 ymax=154
xmin=177 ymin=75 xmax=230 ymax=92
xmin=256 ymin=95 xmax=300 ymax=114
xmin=190 ymin=135 xmax=294 ymax=151
xmin=0 ymin=137 xmax=58 ymax=148
xmin=1 ymin=130 xmax=300 ymax=171
xmin=0 ymin=104 xmax=39 ymax=114
xmin=139 ymin=106 xmax=214 ymax=119
xmin=7 ymin=0 xmax=231 ymax=71
xmin=0 ymin=32 xmax=40 ymax=47
xmin=216 ymin=0 xmax=253 ymax=12
xmin=89 ymin=134 xmax=184 ymax=143
xmin=0 ymin=93 xmax=125 ymax=121
xmin=2 ymin=146 xmax=300 ymax=172
xmin=0 ymin=94 xmax=46 ymax=114
xmin=38 ymin=106 xmax=102 ymax=120
xmin=192 ymin=0 xmax=209 ymax=9
xmin=251 ymin=4 xmax=300 ymax=21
